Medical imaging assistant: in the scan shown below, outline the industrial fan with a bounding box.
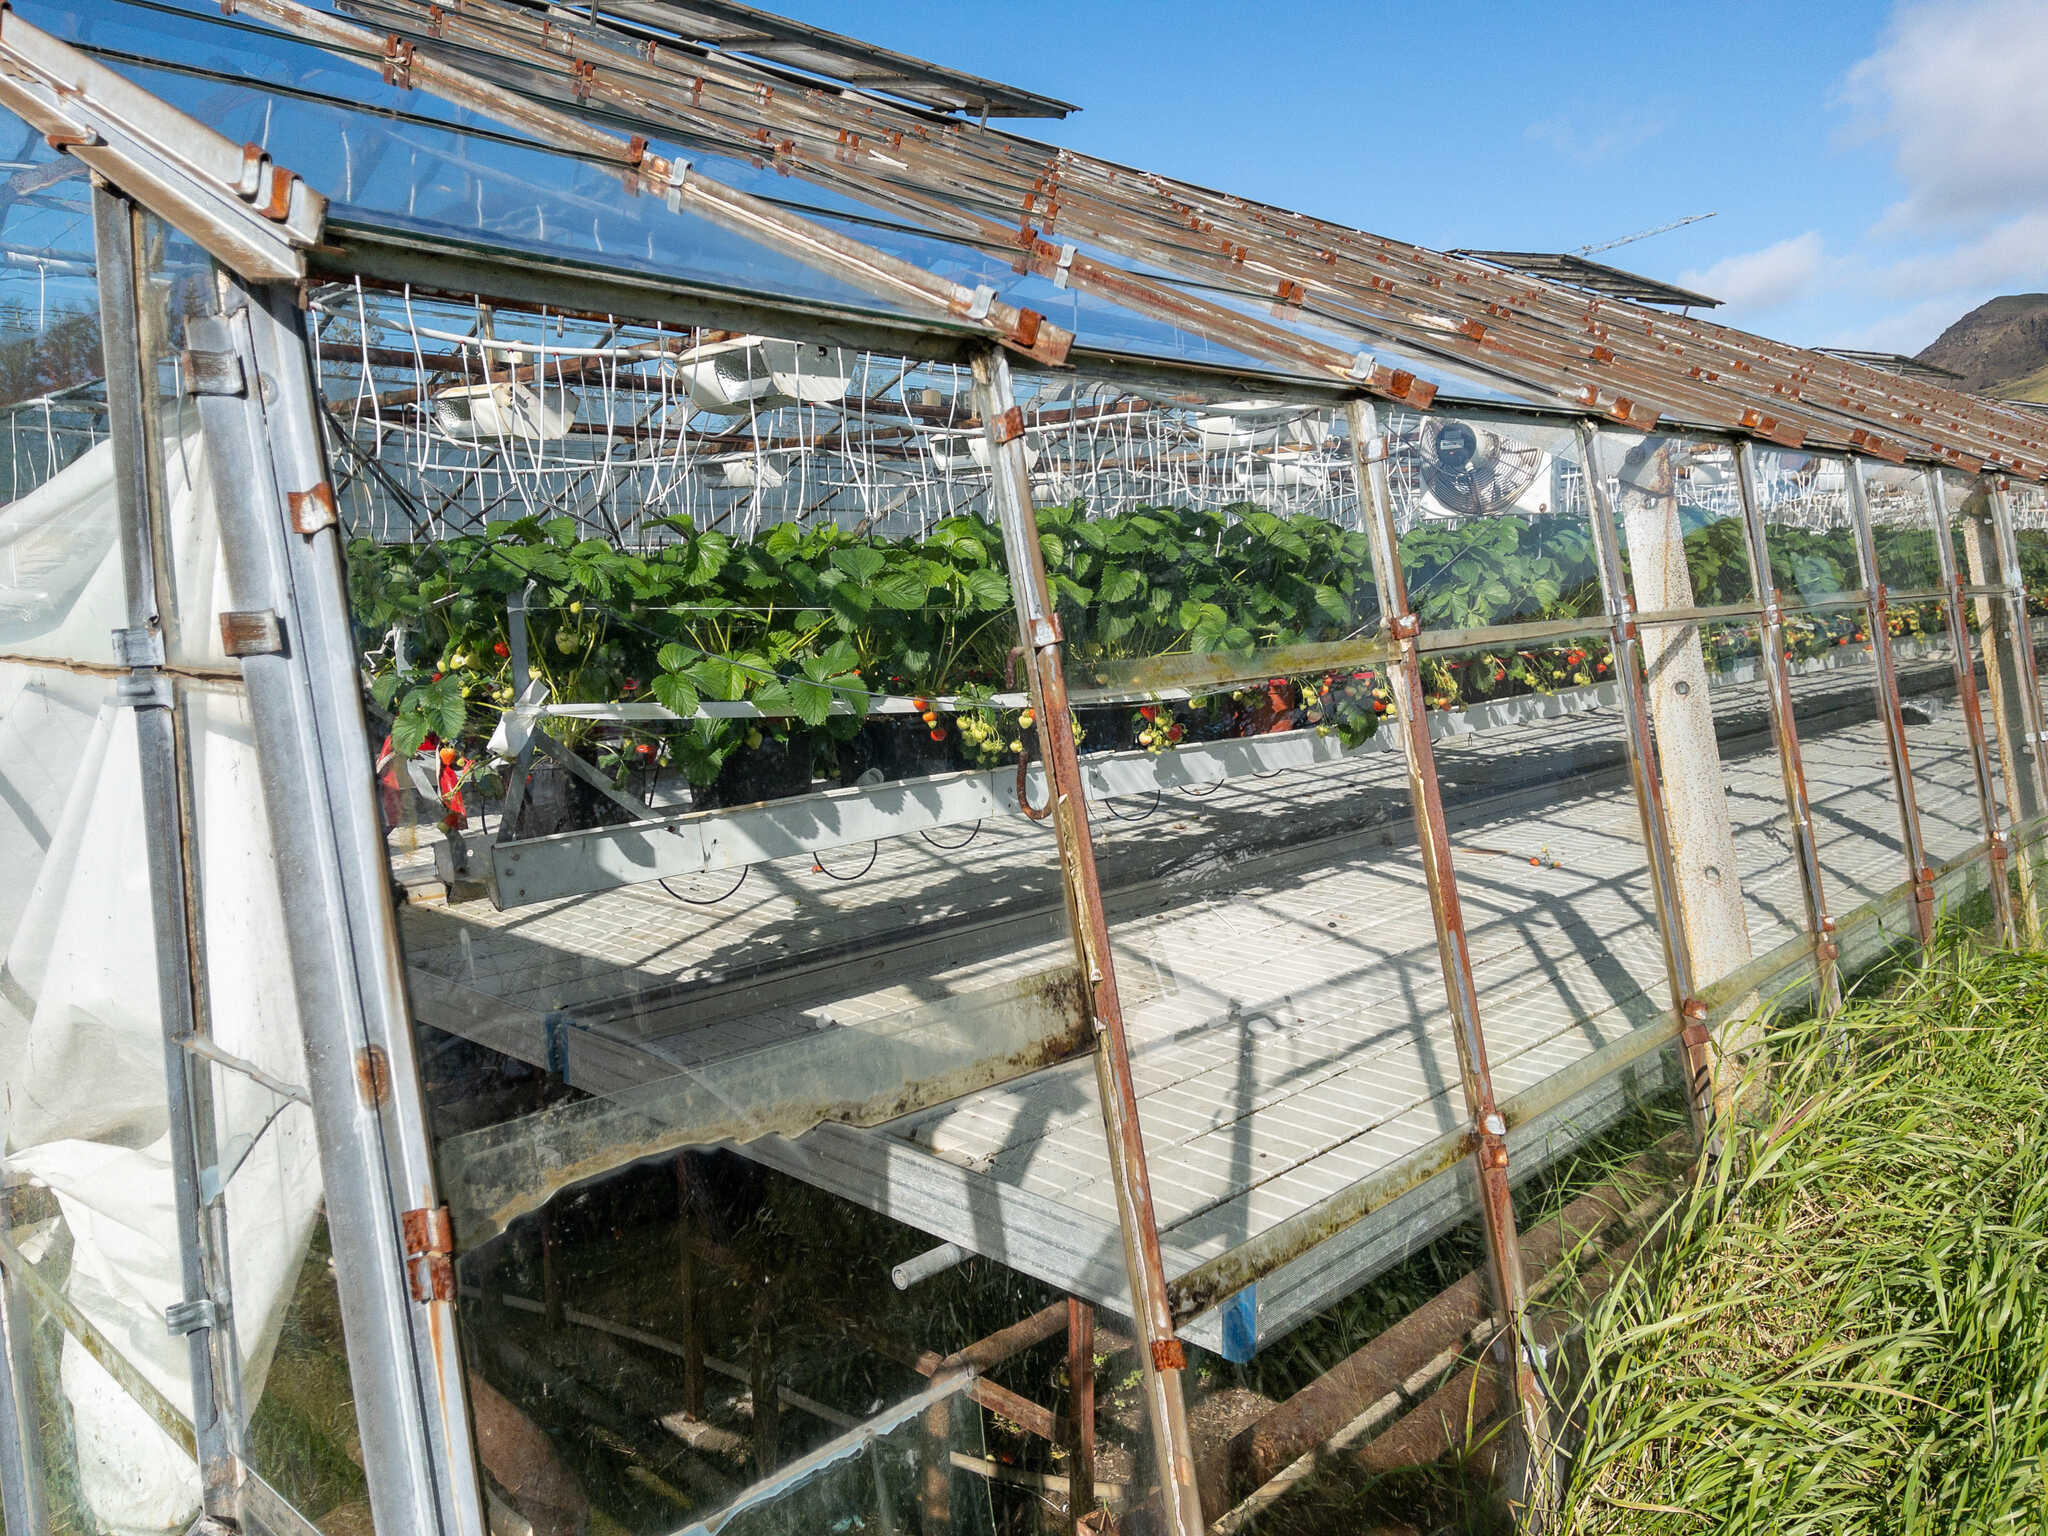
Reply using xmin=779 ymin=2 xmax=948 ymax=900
xmin=1413 ymin=418 xmax=1550 ymax=518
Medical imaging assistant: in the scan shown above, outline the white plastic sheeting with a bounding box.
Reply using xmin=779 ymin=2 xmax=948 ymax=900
xmin=0 ymin=429 xmax=326 ymax=1534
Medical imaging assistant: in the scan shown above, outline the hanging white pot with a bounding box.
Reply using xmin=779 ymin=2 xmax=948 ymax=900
xmin=429 ymin=381 xmax=577 ymax=443
xmin=759 ymin=338 xmax=852 ymax=403
xmin=925 ymin=429 xmax=1040 ymax=475
xmin=713 ymin=453 xmax=787 ymax=490
xmin=1194 ymin=400 xmax=1330 ymax=453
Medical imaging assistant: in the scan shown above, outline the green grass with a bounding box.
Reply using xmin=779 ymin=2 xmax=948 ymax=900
xmin=1561 ymin=929 xmax=2048 ymax=1534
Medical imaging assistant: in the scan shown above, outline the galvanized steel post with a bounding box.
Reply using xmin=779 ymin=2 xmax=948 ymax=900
xmin=1988 ymin=480 xmax=2048 ymax=929
xmin=1845 ymin=459 xmax=1937 ymax=944
xmin=1953 ymin=477 xmax=2042 ymax=934
xmin=1928 ymin=471 xmax=2017 ymax=940
xmin=1578 ymin=428 xmax=1715 ymax=1137
xmin=971 ymin=347 xmax=1206 ymax=1536
xmin=95 ymin=183 xmax=249 ymax=1521
xmin=1347 ymin=401 xmax=1554 ymax=1512
xmin=189 ymin=281 xmax=492 ymax=1536
xmin=1989 ymin=481 xmax=2048 ymax=818
xmin=1732 ymin=443 xmax=1843 ymax=1010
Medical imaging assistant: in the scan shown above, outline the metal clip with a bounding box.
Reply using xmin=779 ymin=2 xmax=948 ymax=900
xmin=1390 ymin=613 xmax=1421 ymax=641
xmin=288 ymin=483 xmax=337 ymax=535
xmin=180 ymin=347 xmax=244 ymax=397
xmin=1051 ymin=242 xmax=1076 ymax=290
xmin=219 ymin=610 xmax=285 ymax=658
xmin=114 ymin=673 xmax=173 ymax=711
xmin=112 ymin=624 xmax=164 ymax=668
xmin=165 ymin=1298 xmax=222 ymax=1336
xmin=992 ymin=405 xmax=1025 ymax=446
xmin=401 ymin=1206 xmax=457 ymax=1304
xmin=966 ymin=285 xmax=996 ymax=321
xmin=1028 ymin=614 xmax=1063 ymax=649
xmin=1347 ymin=351 xmax=1377 ymax=382
xmin=664 ymin=157 xmax=689 ymax=213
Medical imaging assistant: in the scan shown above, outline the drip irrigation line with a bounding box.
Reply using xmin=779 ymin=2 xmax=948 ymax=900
xmin=1099 ymin=789 xmax=1162 ymax=823
xmin=919 ymin=820 xmax=982 ymax=850
xmin=809 ymin=841 xmax=880 ymax=881
xmin=658 ymin=866 xmax=749 ymax=904
xmin=1179 ymin=778 xmax=1223 ymax=798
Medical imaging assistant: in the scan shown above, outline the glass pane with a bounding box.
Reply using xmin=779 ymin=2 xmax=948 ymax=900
xmin=1861 ymin=463 xmax=1942 ymax=595
xmin=134 ymin=214 xmax=230 ymax=670
xmin=1785 ymin=627 xmax=1911 ymax=918
xmin=1598 ymin=431 xmax=1751 ymax=612
xmin=97 ymin=55 xmax=934 ymax=322
xmin=0 ymin=122 xmax=116 ymax=666
xmin=0 ymin=661 xmax=193 ymax=1534
xmin=2008 ymin=482 xmax=2048 ymax=610
xmin=180 ymin=684 xmax=360 ymax=1530
xmin=1383 ymin=411 xmax=1601 ymax=631
xmin=1639 ymin=619 xmax=1806 ymax=968
xmin=327 ymin=313 xmax=1144 ymax=1528
xmin=1943 ymin=470 xmax=2004 ymax=592
xmin=1432 ymin=631 xmax=1677 ymax=1107
xmin=1751 ymin=448 xmax=1863 ymax=604
xmin=1944 ymin=474 xmax=2046 ymax=829
xmin=1887 ymin=598 xmax=1986 ymax=872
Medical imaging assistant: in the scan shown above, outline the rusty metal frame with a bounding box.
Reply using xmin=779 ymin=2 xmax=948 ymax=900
xmin=0 ymin=6 xmax=324 ymax=281
xmin=1845 ymin=458 xmax=1939 ymax=943
xmin=303 ymin=0 xmax=2048 ymax=473
xmin=1927 ymin=469 xmax=2017 ymax=941
xmin=1578 ymin=425 xmax=1712 ymax=1138
xmin=1733 ymin=442 xmax=1843 ymax=1010
xmin=200 ymin=0 xmax=1075 ymax=365
xmin=1989 ymin=480 xmax=2048 ymax=932
xmin=971 ymin=344 xmax=1205 ymax=1536
xmin=1345 ymin=398 xmax=1554 ymax=1506
xmin=193 ymin=279 xmax=493 ymax=1536
xmin=1988 ymin=481 xmax=2048 ymax=813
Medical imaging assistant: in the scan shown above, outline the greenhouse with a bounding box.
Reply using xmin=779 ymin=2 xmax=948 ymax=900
xmin=3 ymin=2 xmax=2048 ymax=1535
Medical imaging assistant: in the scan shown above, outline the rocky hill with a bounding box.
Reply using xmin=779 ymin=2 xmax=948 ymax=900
xmin=1916 ymin=294 xmax=2048 ymax=401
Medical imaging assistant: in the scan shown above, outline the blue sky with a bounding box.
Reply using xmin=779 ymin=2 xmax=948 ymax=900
xmin=767 ymin=0 xmax=2048 ymax=356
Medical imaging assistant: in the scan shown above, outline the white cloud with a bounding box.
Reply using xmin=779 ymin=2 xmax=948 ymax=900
xmin=1679 ymin=232 xmax=1825 ymax=312
xmin=1828 ymin=294 xmax=1978 ymax=354
xmin=1870 ymin=211 xmax=2048 ymax=297
xmin=1523 ymin=112 xmax=1664 ymax=168
xmin=1843 ymin=0 xmax=2048 ymax=229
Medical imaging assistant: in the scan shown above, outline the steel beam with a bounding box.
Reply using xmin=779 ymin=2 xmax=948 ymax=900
xmin=972 ymin=345 xmax=1205 ymax=1536
xmin=211 ymin=0 xmax=1073 ymax=366
xmin=1732 ymin=442 xmax=1842 ymax=1009
xmin=1989 ymin=482 xmax=2048 ymax=815
xmin=0 ymin=9 xmax=322 ymax=280
xmin=1345 ymin=399 xmax=1553 ymax=1513
xmin=1989 ymin=480 xmax=2048 ymax=932
xmin=1846 ymin=459 xmax=1937 ymax=942
xmin=1928 ymin=471 xmax=2016 ymax=940
xmin=95 ymin=184 xmax=250 ymax=1522
xmin=1578 ymin=427 xmax=1715 ymax=1136
xmin=188 ymin=283 xmax=490 ymax=1536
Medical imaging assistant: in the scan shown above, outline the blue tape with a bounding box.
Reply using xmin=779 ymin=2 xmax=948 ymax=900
xmin=543 ymin=1010 xmax=573 ymax=1087
xmin=1219 ymin=1284 xmax=1257 ymax=1363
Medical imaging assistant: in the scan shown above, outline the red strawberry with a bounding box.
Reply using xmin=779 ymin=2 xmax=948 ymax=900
xmin=493 ymin=641 xmax=510 ymax=658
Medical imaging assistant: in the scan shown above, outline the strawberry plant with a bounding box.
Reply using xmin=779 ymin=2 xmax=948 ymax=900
xmin=346 ymin=496 xmax=1848 ymax=812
